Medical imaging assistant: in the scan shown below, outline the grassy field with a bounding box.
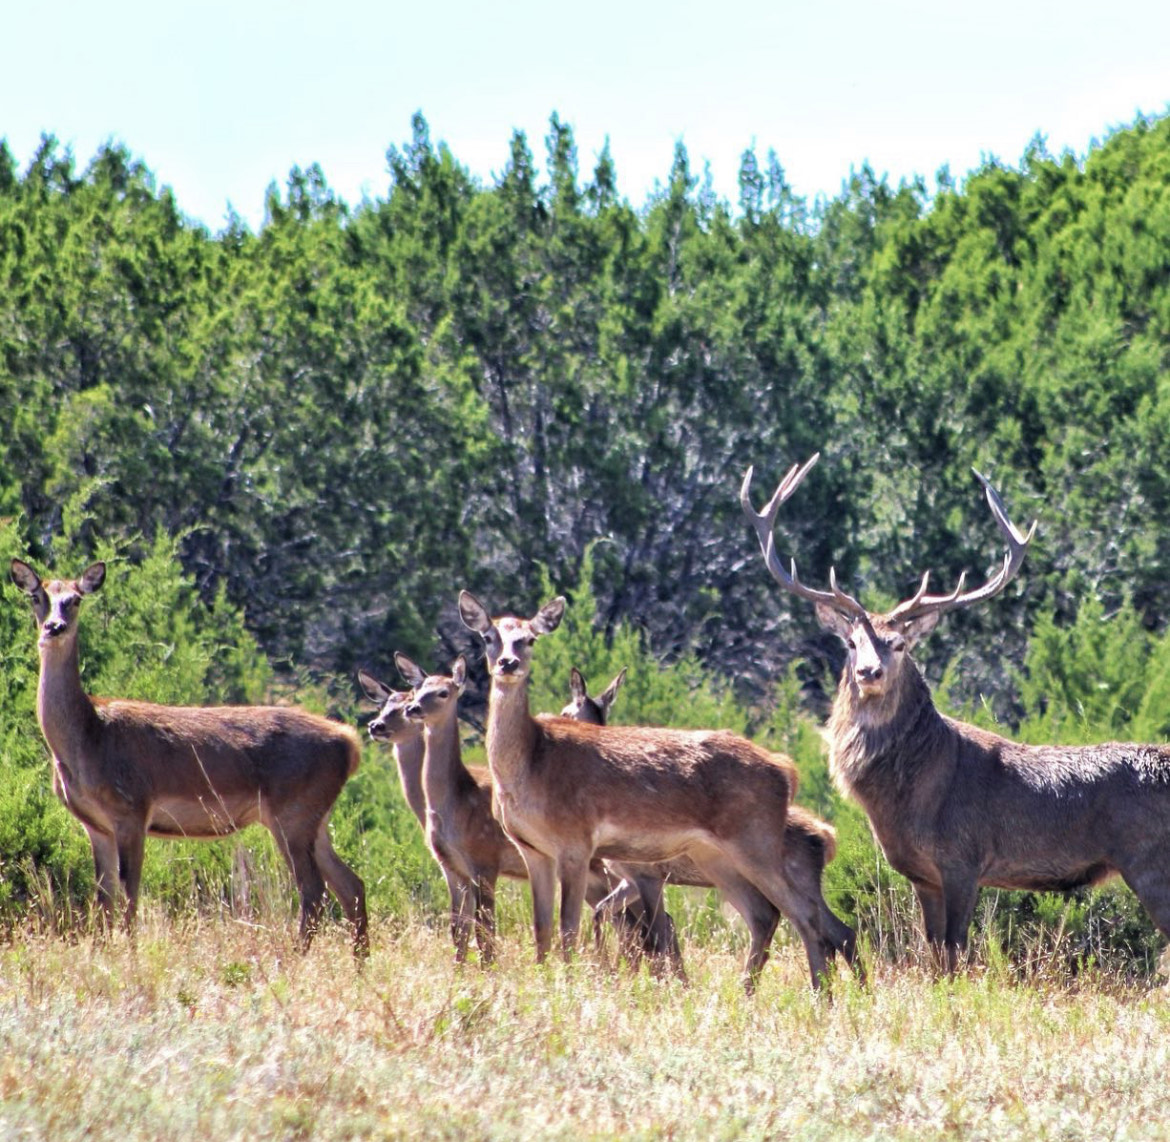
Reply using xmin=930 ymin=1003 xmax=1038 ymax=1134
xmin=2 ymin=895 xmax=1170 ymax=1142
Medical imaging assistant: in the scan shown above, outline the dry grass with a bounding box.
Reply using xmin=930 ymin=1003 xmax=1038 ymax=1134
xmin=2 ymin=900 xmax=1170 ymax=1141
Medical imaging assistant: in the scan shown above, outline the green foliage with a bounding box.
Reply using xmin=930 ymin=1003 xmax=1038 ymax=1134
xmin=529 ymin=547 xmax=748 ymax=732
xmin=1014 ymin=593 xmax=1151 ymax=744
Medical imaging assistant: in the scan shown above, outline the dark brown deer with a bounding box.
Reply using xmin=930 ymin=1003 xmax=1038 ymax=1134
xmin=358 ymin=660 xmax=660 ymax=965
xmin=10 ymin=559 xmax=368 ymax=953
xmin=739 ymin=455 xmax=1170 ymax=974
xmin=459 ymin=590 xmax=845 ymax=991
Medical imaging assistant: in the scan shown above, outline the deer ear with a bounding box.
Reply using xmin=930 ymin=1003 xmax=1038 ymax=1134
xmin=10 ymin=559 xmax=41 ymax=595
xmin=394 ymin=653 xmax=428 ymax=689
xmin=568 ymin=667 xmax=587 ymax=703
xmin=897 ymin=610 xmax=940 ymax=647
xmin=597 ymin=667 xmax=627 ymax=714
xmin=458 ymin=590 xmax=492 ymax=634
xmin=814 ymin=602 xmax=855 ymax=642
xmin=357 ymin=670 xmax=393 ymax=705
xmin=78 ymin=562 xmax=105 ymax=595
xmin=451 ymin=656 xmax=467 ymax=691
xmin=532 ymin=596 xmax=566 ymax=635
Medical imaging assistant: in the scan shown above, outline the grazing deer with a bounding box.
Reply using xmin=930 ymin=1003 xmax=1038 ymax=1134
xmin=10 ymin=559 xmax=368 ymax=953
xmin=459 ymin=590 xmax=845 ymax=991
xmin=357 ymin=660 xmax=660 ymax=966
xmin=740 ymin=455 xmax=1170 ymax=974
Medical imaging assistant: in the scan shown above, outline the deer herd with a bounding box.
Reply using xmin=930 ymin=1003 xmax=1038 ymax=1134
xmin=13 ymin=452 xmax=1170 ymax=992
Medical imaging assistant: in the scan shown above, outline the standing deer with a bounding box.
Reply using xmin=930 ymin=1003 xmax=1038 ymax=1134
xmin=357 ymin=660 xmax=663 ymax=966
xmin=739 ymin=455 xmax=1170 ymax=974
xmin=357 ymin=670 xmax=428 ymax=823
xmin=459 ymin=590 xmax=844 ymax=991
xmin=10 ymin=559 xmax=368 ymax=954
xmin=567 ymin=666 xmax=856 ymax=981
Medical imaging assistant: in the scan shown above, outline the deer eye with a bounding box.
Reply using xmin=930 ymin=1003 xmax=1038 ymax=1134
xmin=436 ymin=689 xmax=449 ymax=699
xmin=889 ymin=637 xmax=906 ymax=653
xmin=845 ymin=637 xmax=856 ymax=650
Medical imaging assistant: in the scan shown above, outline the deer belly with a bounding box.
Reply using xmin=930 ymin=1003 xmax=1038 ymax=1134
xmin=592 ymin=822 xmax=710 ymax=864
xmin=148 ymin=794 xmax=259 ymax=838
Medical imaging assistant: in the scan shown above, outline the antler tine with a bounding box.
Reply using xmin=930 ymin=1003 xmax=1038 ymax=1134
xmin=742 ymin=456 xmax=867 ymax=619
xmin=890 ymin=470 xmax=1036 ymax=622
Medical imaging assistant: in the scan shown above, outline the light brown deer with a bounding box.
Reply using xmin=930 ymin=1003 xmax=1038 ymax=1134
xmin=740 ymin=455 xmax=1170 ymax=974
xmin=357 ymin=671 xmax=427 ymax=823
xmin=567 ymin=665 xmax=856 ymax=981
xmin=459 ymin=590 xmax=843 ymax=991
xmin=358 ymin=660 xmax=661 ymax=966
xmin=10 ymin=559 xmax=368 ymax=954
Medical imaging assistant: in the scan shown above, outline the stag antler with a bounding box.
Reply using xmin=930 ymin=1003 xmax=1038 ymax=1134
xmin=887 ymin=469 xmax=1037 ymax=622
xmin=739 ymin=453 xmax=868 ymax=620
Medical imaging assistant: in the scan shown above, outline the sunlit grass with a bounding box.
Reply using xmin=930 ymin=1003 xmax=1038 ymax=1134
xmin=2 ymin=891 xmax=1170 ymax=1140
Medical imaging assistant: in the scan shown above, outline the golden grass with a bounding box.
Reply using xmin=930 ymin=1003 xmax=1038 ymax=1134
xmin=2 ymin=903 xmax=1170 ymax=1141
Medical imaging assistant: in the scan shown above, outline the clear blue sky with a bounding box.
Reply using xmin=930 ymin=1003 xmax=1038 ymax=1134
xmin=4 ymin=0 xmax=1168 ymax=232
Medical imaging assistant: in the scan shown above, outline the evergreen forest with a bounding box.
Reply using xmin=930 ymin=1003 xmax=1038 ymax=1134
xmin=4 ymin=110 xmax=1170 ymax=971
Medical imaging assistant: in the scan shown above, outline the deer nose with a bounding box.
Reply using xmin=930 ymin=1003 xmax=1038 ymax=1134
xmin=367 ymin=719 xmax=385 ymax=738
xmin=497 ymin=657 xmax=520 ymax=675
xmin=857 ymin=664 xmax=884 ymax=682
xmin=42 ymin=620 xmax=66 ymax=637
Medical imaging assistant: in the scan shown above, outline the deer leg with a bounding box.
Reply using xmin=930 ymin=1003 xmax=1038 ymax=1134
xmin=592 ymin=875 xmax=646 ymax=964
xmin=1119 ymin=863 xmax=1170 ymax=942
xmin=84 ymin=824 xmax=120 ymax=932
xmin=114 ymin=827 xmax=146 ymax=932
xmin=313 ymin=828 xmax=369 ymax=958
xmin=940 ymin=874 xmax=979 ymax=974
xmin=557 ymin=850 xmax=591 ymax=961
xmin=913 ymin=881 xmax=949 ymax=971
xmin=695 ymin=854 xmax=780 ymax=994
xmin=284 ymin=839 xmax=329 ymax=952
xmin=631 ymin=873 xmax=686 ymax=981
xmin=473 ymin=876 xmax=498 ymax=966
xmin=785 ymin=834 xmax=860 ymax=981
xmin=440 ymin=866 xmax=474 ymax=963
xmin=725 ymin=841 xmax=831 ymax=989
xmin=519 ymin=845 xmax=557 ymax=963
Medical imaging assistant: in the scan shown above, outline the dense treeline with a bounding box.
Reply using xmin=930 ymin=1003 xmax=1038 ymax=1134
xmin=4 ymin=111 xmax=1170 ymax=966
xmin=4 ymin=113 xmax=1170 ymax=706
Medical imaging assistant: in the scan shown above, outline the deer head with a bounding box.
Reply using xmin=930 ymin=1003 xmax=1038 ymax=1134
xmin=357 ymin=669 xmax=418 ymax=745
xmin=560 ymin=667 xmax=627 ymax=725
xmin=741 ymin=459 xmax=1037 ymax=707
xmin=402 ymin=656 xmax=467 ymax=727
xmin=11 ymin=560 xmax=106 ymax=651
xmin=458 ymin=591 xmax=565 ymax=685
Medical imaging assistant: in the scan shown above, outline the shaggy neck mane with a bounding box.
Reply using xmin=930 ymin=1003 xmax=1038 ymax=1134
xmin=828 ymin=657 xmax=949 ymax=798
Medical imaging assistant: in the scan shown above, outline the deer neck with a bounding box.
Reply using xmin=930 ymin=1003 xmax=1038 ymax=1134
xmin=484 ymin=678 xmax=538 ymax=790
xmin=828 ymin=660 xmax=944 ymax=798
xmin=422 ymin=709 xmax=467 ymax=813
xmin=35 ymin=637 xmax=101 ymax=768
xmin=392 ymin=736 xmax=427 ymax=825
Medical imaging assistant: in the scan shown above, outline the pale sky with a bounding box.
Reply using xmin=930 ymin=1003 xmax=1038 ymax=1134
xmin=4 ymin=1 xmax=1168 ymax=232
